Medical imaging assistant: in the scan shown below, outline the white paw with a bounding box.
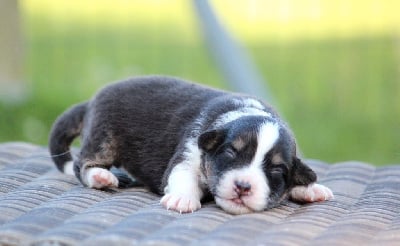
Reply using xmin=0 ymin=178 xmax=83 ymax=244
xmin=290 ymin=183 xmax=334 ymax=203
xmin=160 ymin=193 xmax=201 ymax=213
xmin=85 ymin=167 xmax=119 ymax=189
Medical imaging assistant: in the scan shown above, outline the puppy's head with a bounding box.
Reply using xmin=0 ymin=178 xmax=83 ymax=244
xmin=199 ymin=116 xmax=316 ymax=214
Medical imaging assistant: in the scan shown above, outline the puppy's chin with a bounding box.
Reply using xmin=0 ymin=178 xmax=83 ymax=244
xmin=212 ymin=167 xmax=270 ymax=215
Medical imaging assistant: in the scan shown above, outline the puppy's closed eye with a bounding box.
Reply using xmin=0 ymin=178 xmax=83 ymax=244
xmin=223 ymin=147 xmax=237 ymax=159
xmin=270 ymin=168 xmax=283 ymax=176
xmin=267 ymin=165 xmax=288 ymax=194
xmin=269 ymin=165 xmax=288 ymax=180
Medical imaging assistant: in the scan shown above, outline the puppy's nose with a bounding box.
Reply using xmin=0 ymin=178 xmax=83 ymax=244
xmin=234 ymin=180 xmax=251 ymax=195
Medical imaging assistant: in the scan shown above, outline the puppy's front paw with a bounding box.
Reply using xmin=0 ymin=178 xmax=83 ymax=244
xmin=86 ymin=167 xmax=119 ymax=189
xmin=160 ymin=193 xmax=201 ymax=213
xmin=290 ymin=183 xmax=334 ymax=203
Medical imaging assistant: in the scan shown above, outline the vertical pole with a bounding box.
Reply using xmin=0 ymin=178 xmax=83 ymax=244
xmin=0 ymin=0 xmax=26 ymax=103
xmin=193 ymin=0 xmax=275 ymax=106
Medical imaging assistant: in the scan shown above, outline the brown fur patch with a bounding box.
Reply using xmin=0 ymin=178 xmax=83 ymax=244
xmin=80 ymin=133 xmax=119 ymax=185
xmin=271 ymin=153 xmax=284 ymax=165
xmin=232 ymin=138 xmax=246 ymax=151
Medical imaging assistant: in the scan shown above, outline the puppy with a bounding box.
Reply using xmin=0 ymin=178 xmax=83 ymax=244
xmin=49 ymin=76 xmax=333 ymax=214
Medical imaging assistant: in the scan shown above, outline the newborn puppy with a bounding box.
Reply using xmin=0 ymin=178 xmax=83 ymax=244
xmin=49 ymin=76 xmax=333 ymax=214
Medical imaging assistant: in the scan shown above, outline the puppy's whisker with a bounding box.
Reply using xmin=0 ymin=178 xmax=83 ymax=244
xmin=28 ymin=150 xmax=73 ymax=160
xmin=49 ymin=150 xmax=72 ymax=158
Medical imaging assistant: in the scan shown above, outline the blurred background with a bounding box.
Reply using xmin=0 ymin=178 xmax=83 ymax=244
xmin=0 ymin=0 xmax=399 ymax=165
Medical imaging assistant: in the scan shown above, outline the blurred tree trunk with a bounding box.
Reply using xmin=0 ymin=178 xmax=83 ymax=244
xmin=0 ymin=0 xmax=26 ymax=103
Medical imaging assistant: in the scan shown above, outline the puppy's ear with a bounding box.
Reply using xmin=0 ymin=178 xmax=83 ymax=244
xmin=198 ymin=129 xmax=226 ymax=152
xmin=290 ymin=157 xmax=317 ymax=187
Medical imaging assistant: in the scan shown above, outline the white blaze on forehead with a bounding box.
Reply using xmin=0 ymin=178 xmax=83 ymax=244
xmin=251 ymin=122 xmax=280 ymax=168
xmin=233 ymin=98 xmax=265 ymax=110
xmin=242 ymin=98 xmax=265 ymax=110
xmin=215 ymin=108 xmax=271 ymax=127
xmin=212 ymin=98 xmax=273 ymax=128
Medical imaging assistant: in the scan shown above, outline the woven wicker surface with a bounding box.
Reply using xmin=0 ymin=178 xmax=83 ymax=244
xmin=0 ymin=142 xmax=399 ymax=246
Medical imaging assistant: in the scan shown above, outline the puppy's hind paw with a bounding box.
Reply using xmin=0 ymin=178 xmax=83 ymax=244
xmin=85 ymin=167 xmax=119 ymax=189
xmin=290 ymin=183 xmax=334 ymax=203
xmin=160 ymin=193 xmax=201 ymax=213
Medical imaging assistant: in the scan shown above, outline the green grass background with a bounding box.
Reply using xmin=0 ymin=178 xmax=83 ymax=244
xmin=1 ymin=1 xmax=399 ymax=165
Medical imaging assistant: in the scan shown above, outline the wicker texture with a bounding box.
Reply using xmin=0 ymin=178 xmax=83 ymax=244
xmin=0 ymin=142 xmax=399 ymax=245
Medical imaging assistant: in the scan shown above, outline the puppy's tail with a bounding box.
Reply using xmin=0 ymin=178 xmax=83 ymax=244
xmin=49 ymin=102 xmax=88 ymax=174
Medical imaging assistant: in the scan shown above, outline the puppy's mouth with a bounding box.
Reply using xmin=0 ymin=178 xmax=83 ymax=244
xmin=214 ymin=195 xmax=258 ymax=214
xmin=230 ymin=197 xmax=245 ymax=205
xmin=219 ymin=195 xmax=248 ymax=206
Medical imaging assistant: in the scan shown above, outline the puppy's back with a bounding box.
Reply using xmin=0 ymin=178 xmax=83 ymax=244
xmin=92 ymin=76 xmax=223 ymax=123
xmin=81 ymin=76 xmax=225 ymax=189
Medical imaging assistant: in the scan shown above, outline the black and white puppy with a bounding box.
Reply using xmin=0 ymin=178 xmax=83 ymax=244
xmin=49 ymin=76 xmax=333 ymax=214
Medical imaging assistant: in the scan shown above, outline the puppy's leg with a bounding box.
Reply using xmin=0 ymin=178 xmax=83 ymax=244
xmin=83 ymin=167 xmax=119 ymax=189
xmin=160 ymin=142 xmax=204 ymax=213
xmin=289 ymin=183 xmax=334 ymax=203
xmin=74 ymin=136 xmax=119 ymax=189
xmin=161 ymin=164 xmax=203 ymax=213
